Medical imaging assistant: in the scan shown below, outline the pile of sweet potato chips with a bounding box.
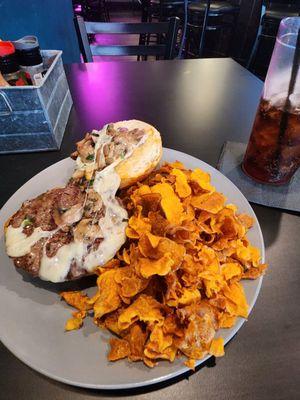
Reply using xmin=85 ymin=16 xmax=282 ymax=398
xmin=61 ymin=162 xmax=267 ymax=369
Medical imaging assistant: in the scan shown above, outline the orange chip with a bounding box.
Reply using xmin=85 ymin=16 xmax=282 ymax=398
xmin=242 ymin=263 xmax=267 ymax=279
xmin=209 ymin=337 xmax=225 ymax=357
xmin=130 ymin=184 xmax=152 ymax=206
xmin=144 ymin=325 xmax=177 ymax=362
xmin=169 ymin=161 xmax=185 ymax=170
xmin=223 ymin=281 xmax=248 ymax=318
xmin=65 ymin=310 xmax=86 ymax=331
xmin=138 ymin=232 xmax=162 ymax=258
xmin=184 ymin=358 xmax=196 ymax=370
xmin=148 ymin=211 xmax=170 ymax=236
xmin=190 ymin=168 xmax=215 ymax=192
xmin=171 ymin=168 xmax=192 ymax=198
xmin=60 ymin=291 xmax=92 ymax=311
xmin=122 ymin=248 xmax=131 ymax=264
xmin=138 ymin=193 xmax=162 ymax=215
xmin=108 ymin=338 xmax=130 ymax=361
xmin=238 ymin=214 xmax=254 ymax=230
xmin=218 ymin=313 xmax=236 ymax=328
xmin=191 ymin=192 xmax=226 ymax=214
xmin=61 ymin=160 xmax=267 ymax=369
xmin=125 ymin=324 xmax=148 ymax=361
xmin=151 ymin=182 xmax=183 ymax=225
xmin=102 ymin=310 xmax=124 ymax=335
xmin=157 ymin=238 xmax=186 ymax=267
xmin=114 ymin=266 xmax=149 ymax=299
xmin=126 ymin=212 xmax=152 ymax=239
xmin=178 ymin=287 xmax=201 ymax=306
xmin=93 ymin=270 xmax=121 ymax=319
xmin=221 ymin=263 xmax=242 ymax=280
xmin=118 ymin=295 xmax=164 ymax=330
xmin=138 ymin=253 xmax=174 ymax=278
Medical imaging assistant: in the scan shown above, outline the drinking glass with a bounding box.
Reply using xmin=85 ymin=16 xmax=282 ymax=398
xmin=242 ymin=17 xmax=300 ymax=185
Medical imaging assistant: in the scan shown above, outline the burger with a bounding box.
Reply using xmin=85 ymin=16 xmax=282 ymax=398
xmin=5 ymin=120 xmax=162 ymax=283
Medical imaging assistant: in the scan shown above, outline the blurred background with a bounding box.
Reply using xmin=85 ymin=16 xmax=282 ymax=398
xmin=1 ymin=0 xmax=300 ymax=80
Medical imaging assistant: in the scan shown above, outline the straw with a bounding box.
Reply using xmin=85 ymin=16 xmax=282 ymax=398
xmin=276 ymin=28 xmax=300 ymax=159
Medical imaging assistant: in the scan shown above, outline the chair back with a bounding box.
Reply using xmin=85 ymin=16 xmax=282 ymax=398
xmin=74 ymin=15 xmax=180 ymax=61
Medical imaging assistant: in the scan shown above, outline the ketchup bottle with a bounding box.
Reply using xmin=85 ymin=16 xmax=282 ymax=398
xmin=0 ymin=41 xmax=30 ymax=86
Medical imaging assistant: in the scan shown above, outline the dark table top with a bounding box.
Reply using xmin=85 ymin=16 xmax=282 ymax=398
xmin=0 ymin=58 xmax=299 ymax=400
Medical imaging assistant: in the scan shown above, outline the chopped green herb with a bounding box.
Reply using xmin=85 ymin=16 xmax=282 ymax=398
xmin=22 ymin=217 xmax=33 ymax=227
xmin=86 ymin=154 xmax=95 ymax=161
xmin=89 ymin=178 xmax=94 ymax=185
xmin=91 ymin=133 xmax=99 ymax=137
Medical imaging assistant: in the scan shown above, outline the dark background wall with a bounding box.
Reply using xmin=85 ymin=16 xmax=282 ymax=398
xmin=0 ymin=0 xmax=80 ymax=63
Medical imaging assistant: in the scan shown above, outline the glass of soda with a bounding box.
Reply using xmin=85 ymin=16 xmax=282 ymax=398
xmin=242 ymin=17 xmax=300 ymax=185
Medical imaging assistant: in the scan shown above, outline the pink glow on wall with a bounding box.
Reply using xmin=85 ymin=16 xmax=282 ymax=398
xmin=74 ymin=4 xmax=82 ymax=13
xmin=70 ymin=62 xmax=132 ymax=130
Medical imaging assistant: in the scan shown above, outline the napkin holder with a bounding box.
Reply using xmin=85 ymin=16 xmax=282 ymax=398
xmin=0 ymin=50 xmax=72 ymax=154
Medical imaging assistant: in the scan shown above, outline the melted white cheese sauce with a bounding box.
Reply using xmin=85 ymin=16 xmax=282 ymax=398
xmin=6 ymin=226 xmax=51 ymax=257
xmin=5 ymin=125 xmax=147 ymax=283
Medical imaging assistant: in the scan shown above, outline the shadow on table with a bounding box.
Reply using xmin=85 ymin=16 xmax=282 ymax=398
xmin=18 ymin=270 xmax=98 ymax=294
xmin=252 ymin=204 xmax=283 ymax=249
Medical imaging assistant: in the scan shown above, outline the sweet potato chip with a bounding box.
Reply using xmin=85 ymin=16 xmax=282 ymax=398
xmin=125 ymin=324 xmax=148 ymax=361
xmin=218 ymin=313 xmax=237 ymax=328
xmin=191 ymin=192 xmax=226 ymax=214
xmin=61 ymin=161 xmax=267 ymax=369
xmin=151 ymin=182 xmax=183 ymax=225
xmin=238 ymin=214 xmax=254 ymax=230
xmin=169 ymin=161 xmax=185 ymax=170
xmin=138 ymin=232 xmax=161 ymax=258
xmin=60 ymin=291 xmax=92 ymax=311
xmin=138 ymin=253 xmax=174 ymax=278
xmin=108 ymin=338 xmax=130 ymax=361
xmin=185 ymin=358 xmax=196 ymax=370
xmin=126 ymin=212 xmax=152 ymax=239
xmin=139 ymin=193 xmax=162 ymax=215
xmin=171 ymin=168 xmax=192 ymax=198
xmin=65 ymin=311 xmax=86 ymax=331
xmin=242 ymin=263 xmax=267 ymax=279
xmin=93 ymin=270 xmax=121 ymax=319
xmin=118 ymin=295 xmax=164 ymax=330
xmin=209 ymin=337 xmax=224 ymax=357
xmin=190 ymin=168 xmax=215 ymax=192
xmin=221 ymin=263 xmax=242 ymax=280
xmin=223 ymin=282 xmax=248 ymax=318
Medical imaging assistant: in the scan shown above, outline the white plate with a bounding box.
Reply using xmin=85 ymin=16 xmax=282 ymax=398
xmin=0 ymin=148 xmax=264 ymax=390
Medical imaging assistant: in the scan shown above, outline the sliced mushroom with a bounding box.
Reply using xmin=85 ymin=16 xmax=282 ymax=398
xmin=84 ymin=190 xmax=104 ymax=219
xmin=76 ymin=133 xmax=95 ymax=162
xmin=73 ymin=218 xmax=103 ymax=242
xmin=53 ymin=203 xmax=84 ymax=227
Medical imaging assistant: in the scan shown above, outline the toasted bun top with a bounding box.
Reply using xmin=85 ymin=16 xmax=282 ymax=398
xmin=114 ymin=120 xmax=162 ymax=188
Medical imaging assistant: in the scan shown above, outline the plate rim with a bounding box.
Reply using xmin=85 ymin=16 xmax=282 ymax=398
xmin=0 ymin=147 xmax=265 ymax=390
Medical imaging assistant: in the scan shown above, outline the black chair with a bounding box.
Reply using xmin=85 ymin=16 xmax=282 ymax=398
xmin=147 ymin=0 xmax=187 ymax=22
xmin=74 ymin=15 xmax=180 ymax=61
xmin=73 ymin=0 xmax=110 ymax=22
xmin=248 ymin=1 xmax=300 ymax=79
xmin=185 ymin=1 xmax=240 ymax=58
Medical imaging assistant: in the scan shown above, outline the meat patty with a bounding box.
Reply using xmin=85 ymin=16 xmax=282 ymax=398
xmin=7 ymin=182 xmax=104 ymax=280
xmin=13 ymin=238 xmax=45 ymax=276
xmin=10 ymin=184 xmax=84 ymax=231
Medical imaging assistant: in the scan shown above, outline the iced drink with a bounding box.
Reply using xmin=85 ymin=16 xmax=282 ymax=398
xmin=242 ymin=98 xmax=300 ymax=184
xmin=242 ymin=17 xmax=300 ymax=185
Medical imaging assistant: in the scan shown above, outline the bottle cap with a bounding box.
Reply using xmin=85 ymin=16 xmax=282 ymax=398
xmin=0 ymin=42 xmax=19 ymax=74
xmin=13 ymin=35 xmax=39 ymax=50
xmin=13 ymin=36 xmax=42 ymax=66
xmin=0 ymin=41 xmax=15 ymax=57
